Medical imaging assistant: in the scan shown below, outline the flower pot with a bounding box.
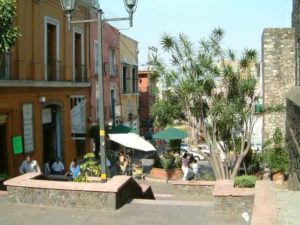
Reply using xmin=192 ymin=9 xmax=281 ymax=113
xmin=272 ymin=172 xmax=284 ymax=185
xmin=149 ymin=167 xmax=183 ymax=181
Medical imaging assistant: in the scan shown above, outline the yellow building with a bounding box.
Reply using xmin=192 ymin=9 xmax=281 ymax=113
xmin=119 ymin=34 xmax=139 ymax=133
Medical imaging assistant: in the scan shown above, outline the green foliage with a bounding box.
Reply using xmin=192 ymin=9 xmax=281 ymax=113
xmin=169 ymin=139 xmax=181 ymax=153
xmin=0 ymin=173 xmax=9 ymax=179
xmin=195 ymin=172 xmax=216 ymax=181
xmin=78 ymin=153 xmax=101 ymax=178
xmin=234 ymin=175 xmax=256 ymax=188
xmin=0 ymin=0 xmax=20 ymax=55
xmin=153 ymin=152 xmax=181 ymax=170
xmin=160 ymin=152 xmax=175 ymax=170
xmin=261 ymin=128 xmax=290 ymax=173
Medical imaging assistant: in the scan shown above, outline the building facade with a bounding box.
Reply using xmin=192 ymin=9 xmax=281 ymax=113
xmin=138 ymin=70 xmax=155 ymax=137
xmin=286 ymin=0 xmax=300 ymax=190
xmin=262 ymin=28 xmax=296 ymax=142
xmin=89 ymin=21 xmax=121 ymax=127
xmin=120 ymin=34 xmax=139 ymax=133
xmin=0 ymin=0 xmax=94 ymax=177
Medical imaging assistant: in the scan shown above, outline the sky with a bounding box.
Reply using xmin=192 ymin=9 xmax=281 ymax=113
xmin=98 ymin=0 xmax=292 ymax=68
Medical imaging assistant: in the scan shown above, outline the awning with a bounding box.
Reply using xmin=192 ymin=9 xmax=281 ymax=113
xmin=108 ymin=133 xmax=156 ymax=152
xmin=153 ymin=127 xmax=188 ymax=140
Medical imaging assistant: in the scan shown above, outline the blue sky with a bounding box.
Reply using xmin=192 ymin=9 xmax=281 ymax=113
xmin=99 ymin=0 xmax=292 ymax=67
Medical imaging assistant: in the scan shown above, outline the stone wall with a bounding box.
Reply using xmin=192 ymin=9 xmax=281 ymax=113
xmin=262 ymin=28 xmax=296 ymax=142
xmin=286 ymin=87 xmax=300 ymax=190
xmin=214 ymin=196 xmax=254 ymax=215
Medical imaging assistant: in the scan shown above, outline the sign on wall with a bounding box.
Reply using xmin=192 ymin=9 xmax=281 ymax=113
xmin=70 ymin=96 xmax=86 ymax=139
xmin=23 ymin=103 xmax=34 ymax=152
xmin=12 ymin=136 xmax=23 ymax=155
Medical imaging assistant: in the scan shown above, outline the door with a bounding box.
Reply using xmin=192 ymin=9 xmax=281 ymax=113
xmin=42 ymin=105 xmax=63 ymax=163
xmin=0 ymin=124 xmax=8 ymax=175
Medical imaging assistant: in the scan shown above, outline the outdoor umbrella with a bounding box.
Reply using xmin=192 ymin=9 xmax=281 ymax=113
xmin=108 ymin=133 xmax=156 ymax=152
xmin=109 ymin=124 xmax=132 ymax=134
xmin=153 ymin=127 xmax=188 ymax=140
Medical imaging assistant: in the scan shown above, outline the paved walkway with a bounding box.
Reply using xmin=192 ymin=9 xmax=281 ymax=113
xmin=276 ymin=186 xmax=300 ymax=225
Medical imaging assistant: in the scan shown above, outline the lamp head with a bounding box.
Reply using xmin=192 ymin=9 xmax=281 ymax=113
xmin=60 ymin=0 xmax=78 ymax=15
xmin=124 ymin=0 xmax=137 ymax=11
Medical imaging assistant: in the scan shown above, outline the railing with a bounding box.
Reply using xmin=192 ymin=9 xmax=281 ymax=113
xmin=47 ymin=60 xmax=61 ymax=81
xmin=75 ymin=64 xmax=87 ymax=82
xmin=0 ymin=53 xmax=12 ymax=80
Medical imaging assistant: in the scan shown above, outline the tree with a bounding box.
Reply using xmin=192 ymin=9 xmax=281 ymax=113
xmin=150 ymin=28 xmax=266 ymax=179
xmin=0 ymin=0 xmax=20 ymax=66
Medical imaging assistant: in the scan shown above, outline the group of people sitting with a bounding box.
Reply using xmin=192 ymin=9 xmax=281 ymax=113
xmin=181 ymin=153 xmax=200 ymax=180
xmin=19 ymin=155 xmax=80 ymax=179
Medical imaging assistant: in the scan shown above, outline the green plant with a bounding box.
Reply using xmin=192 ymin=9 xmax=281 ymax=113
xmin=160 ymin=152 xmax=175 ymax=169
xmin=234 ymin=175 xmax=256 ymax=188
xmin=76 ymin=153 xmax=101 ymax=182
xmin=0 ymin=173 xmax=9 ymax=179
xmin=262 ymin=128 xmax=289 ymax=173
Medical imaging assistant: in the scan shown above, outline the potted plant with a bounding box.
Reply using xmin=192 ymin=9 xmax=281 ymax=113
xmin=149 ymin=150 xmax=183 ymax=181
xmin=265 ymin=128 xmax=289 ymax=184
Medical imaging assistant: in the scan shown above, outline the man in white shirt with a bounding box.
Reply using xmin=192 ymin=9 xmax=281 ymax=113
xmin=52 ymin=157 xmax=65 ymax=175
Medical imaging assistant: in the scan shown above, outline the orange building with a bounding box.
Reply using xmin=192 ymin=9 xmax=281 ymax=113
xmin=0 ymin=0 xmax=95 ymax=177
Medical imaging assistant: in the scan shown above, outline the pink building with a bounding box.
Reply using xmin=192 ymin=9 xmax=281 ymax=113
xmin=89 ymin=14 xmax=121 ymax=126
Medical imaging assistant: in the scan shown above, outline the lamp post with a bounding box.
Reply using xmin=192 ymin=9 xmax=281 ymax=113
xmin=60 ymin=0 xmax=138 ymax=182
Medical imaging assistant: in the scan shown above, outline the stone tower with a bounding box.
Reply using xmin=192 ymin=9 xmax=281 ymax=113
xmin=262 ymin=28 xmax=296 ymax=142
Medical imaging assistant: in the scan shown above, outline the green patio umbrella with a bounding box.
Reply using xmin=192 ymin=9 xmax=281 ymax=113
xmin=109 ymin=124 xmax=132 ymax=134
xmin=153 ymin=127 xmax=188 ymax=140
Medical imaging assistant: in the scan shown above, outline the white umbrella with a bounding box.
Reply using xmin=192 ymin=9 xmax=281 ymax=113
xmin=108 ymin=133 xmax=156 ymax=152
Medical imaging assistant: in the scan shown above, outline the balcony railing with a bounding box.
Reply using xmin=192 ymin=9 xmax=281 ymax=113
xmin=47 ymin=60 xmax=61 ymax=81
xmin=75 ymin=64 xmax=87 ymax=82
xmin=0 ymin=53 xmax=12 ymax=80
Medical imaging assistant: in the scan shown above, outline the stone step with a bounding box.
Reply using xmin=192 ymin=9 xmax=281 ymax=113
xmin=131 ymin=199 xmax=214 ymax=207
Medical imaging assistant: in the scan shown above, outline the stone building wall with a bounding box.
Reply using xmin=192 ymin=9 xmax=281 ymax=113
xmin=262 ymin=28 xmax=296 ymax=142
xmin=286 ymin=87 xmax=300 ymax=190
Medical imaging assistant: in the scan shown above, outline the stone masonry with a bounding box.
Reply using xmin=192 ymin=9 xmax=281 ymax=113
xmin=262 ymin=28 xmax=296 ymax=142
xmin=286 ymin=87 xmax=300 ymax=190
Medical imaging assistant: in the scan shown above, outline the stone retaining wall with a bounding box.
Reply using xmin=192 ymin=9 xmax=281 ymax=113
xmin=172 ymin=181 xmax=214 ymax=197
xmin=4 ymin=173 xmax=154 ymax=210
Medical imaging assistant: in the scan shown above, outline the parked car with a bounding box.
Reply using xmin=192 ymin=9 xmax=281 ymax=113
xmin=180 ymin=143 xmax=191 ymax=151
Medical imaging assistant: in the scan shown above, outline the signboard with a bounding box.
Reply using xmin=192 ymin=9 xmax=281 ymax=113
xmin=23 ymin=103 xmax=34 ymax=152
xmin=71 ymin=99 xmax=86 ymax=134
xmin=12 ymin=136 xmax=23 ymax=155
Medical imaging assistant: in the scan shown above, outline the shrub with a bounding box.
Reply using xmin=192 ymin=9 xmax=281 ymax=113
xmin=75 ymin=153 xmax=101 ymax=182
xmin=234 ymin=175 xmax=256 ymax=188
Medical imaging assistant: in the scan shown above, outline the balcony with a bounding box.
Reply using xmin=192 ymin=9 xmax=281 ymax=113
xmin=47 ymin=60 xmax=61 ymax=81
xmin=75 ymin=64 xmax=87 ymax=82
xmin=0 ymin=53 xmax=11 ymax=80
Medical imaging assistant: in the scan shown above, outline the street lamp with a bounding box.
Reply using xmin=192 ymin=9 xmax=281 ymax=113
xmin=60 ymin=0 xmax=138 ymax=182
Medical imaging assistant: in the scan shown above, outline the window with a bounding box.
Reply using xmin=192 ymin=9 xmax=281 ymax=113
xmin=94 ymin=41 xmax=99 ymax=75
xmin=73 ymin=28 xmax=85 ymax=82
xmin=132 ymin=67 xmax=137 ymax=93
xmin=109 ymin=48 xmax=116 ymax=76
xmin=44 ymin=17 xmax=60 ymax=81
xmin=23 ymin=103 xmax=34 ymax=153
xmin=122 ymin=65 xmax=127 ymax=93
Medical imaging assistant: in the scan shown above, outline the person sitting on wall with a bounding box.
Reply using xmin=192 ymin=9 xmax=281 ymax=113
xmin=44 ymin=159 xmax=51 ymax=176
xmin=67 ymin=159 xmax=80 ymax=180
xmin=51 ymin=157 xmax=65 ymax=175
xmin=19 ymin=154 xmax=41 ymax=174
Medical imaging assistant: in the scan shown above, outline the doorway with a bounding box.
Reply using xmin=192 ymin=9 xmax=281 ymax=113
xmin=42 ymin=104 xmax=63 ymax=163
xmin=0 ymin=124 xmax=8 ymax=175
